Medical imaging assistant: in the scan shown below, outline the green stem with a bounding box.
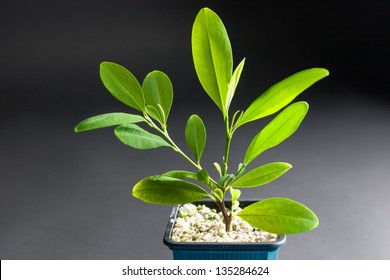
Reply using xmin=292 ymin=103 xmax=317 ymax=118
xmin=222 ymin=116 xmax=232 ymax=176
xmin=145 ymin=114 xmax=219 ymax=188
xmin=153 ymin=126 xmax=201 ymax=171
xmin=165 ymin=132 xmax=202 ymax=171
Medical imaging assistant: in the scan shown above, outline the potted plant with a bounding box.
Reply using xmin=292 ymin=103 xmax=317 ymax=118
xmin=75 ymin=7 xmax=329 ymax=260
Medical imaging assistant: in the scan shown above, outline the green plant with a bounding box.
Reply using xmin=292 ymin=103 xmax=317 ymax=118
xmin=75 ymin=7 xmax=329 ymax=235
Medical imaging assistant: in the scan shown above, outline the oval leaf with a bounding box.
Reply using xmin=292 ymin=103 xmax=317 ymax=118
xmin=100 ymin=62 xmax=145 ymax=112
xmin=230 ymin=187 xmax=241 ymax=202
xmin=145 ymin=105 xmax=165 ymax=125
xmin=74 ymin=113 xmax=145 ymax=132
xmin=213 ymin=162 xmax=222 ymax=177
xmin=192 ymin=8 xmax=233 ymax=114
xmin=237 ymin=198 xmax=319 ymax=234
xmin=161 ymin=170 xmax=198 ymax=181
xmin=212 ymin=188 xmax=224 ymax=202
xmin=142 ymin=71 xmax=173 ymax=123
xmin=114 ymin=123 xmax=170 ymax=149
xmin=230 ymin=187 xmax=241 ymax=211
xmin=244 ymin=102 xmax=309 ymax=165
xmin=235 ymin=68 xmax=329 ymax=128
xmin=132 ymin=176 xmax=210 ymax=204
xmin=233 ymin=162 xmax=292 ymax=188
xmin=197 ymin=169 xmax=210 ymax=185
xmin=185 ymin=114 xmax=206 ymax=163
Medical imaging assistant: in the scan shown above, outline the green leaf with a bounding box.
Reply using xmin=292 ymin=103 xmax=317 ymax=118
xmin=236 ymin=163 xmax=246 ymax=177
xmin=233 ymin=162 xmax=292 ymax=188
xmin=114 ymin=123 xmax=170 ymax=149
xmin=197 ymin=169 xmax=210 ymax=185
xmin=230 ymin=187 xmax=241 ymax=201
xmin=230 ymin=187 xmax=241 ymax=211
xmin=132 ymin=176 xmax=210 ymax=204
xmin=100 ymin=62 xmax=145 ymax=112
xmin=74 ymin=113 xmax=145 ymax=132
xmin=214 ymin=162 xmax=222 ymax=177
xmin=161 ymin=170 xmax=198 ymax=180
xmin=235 ymin=68 xmax=329 ymax=128
xmin=212 ymin=188 xmax=224 ymax=202
xmin=192 ymin=7 xmax=233 ymax=114
xmin=142 ymin=71 xmax=173 ymax=123
xmin=231 ymin=110 xmax=244 ymax=129
xmin=185 ymin=114 xmax=206 ymax=163
xmin=237 ymin=198 xmax=319 ymax=234
xmin=218 ymin=174 xmax=234 ymax=188
xmin=226 ymin=58 xmax=245 ymax=111
xmin=145 ymin=105 xmax=165 ymax=125
xmin=244 ymin=102 xmax=309 ymax=165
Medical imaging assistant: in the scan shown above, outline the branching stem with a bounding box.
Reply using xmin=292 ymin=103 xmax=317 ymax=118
xmin=147 ymin=113 xmax=234 ymax=231
xmin=147 ymin=118 xmax=202 ymax=171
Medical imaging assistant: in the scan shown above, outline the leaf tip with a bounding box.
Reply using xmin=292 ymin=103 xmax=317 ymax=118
xmin=74 ymin=121 xmax=86 ymax=133
xmin=296 ymin=101 xmax=310 ymax=113
xmin=99 ymin=61 xmax=111 ymax=71
xmin=285 ymin=163 xmax=293 ymax=169
xmin=320 ymin=68 xmax=330 ymax=77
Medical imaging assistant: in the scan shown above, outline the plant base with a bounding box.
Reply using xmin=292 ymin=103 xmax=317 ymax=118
xmin=163 ymin=200 xmax=286 ymax=260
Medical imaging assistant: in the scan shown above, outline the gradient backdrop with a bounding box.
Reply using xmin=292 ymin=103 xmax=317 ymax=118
xmin=1 ymin=0 xmax=389 ymax=259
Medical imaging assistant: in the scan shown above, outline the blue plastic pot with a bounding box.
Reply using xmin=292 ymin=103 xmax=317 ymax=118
xmin=163 ymin=200 xmax=286 ymax=260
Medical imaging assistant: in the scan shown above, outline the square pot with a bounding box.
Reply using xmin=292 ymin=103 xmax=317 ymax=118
xmin=163 ymin=200 xmax=286 ymax=260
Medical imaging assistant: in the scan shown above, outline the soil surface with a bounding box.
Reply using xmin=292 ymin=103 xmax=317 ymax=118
xmin=171 ymin=203 xmax=278 ymax=242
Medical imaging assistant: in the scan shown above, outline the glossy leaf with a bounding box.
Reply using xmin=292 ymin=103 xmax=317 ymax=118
xmin=230 ymin=187 xmax=241 ymax=201
xmin=100 ymin=62 xmax=145 ymax=112
xmin=230 ymin=187 xmax=241 ymax=211
xmin=192 ymin=7 xmax=233 ymax=114
xmin=132 ymin=176 xmax=210 ymax=204
xmin=233 ymin=162 xmax=292 ymax=188
xmin=237 ymin=198 xmax=319 ymax=234
xmin=145 ymin=105 xmax=165 ymax=125
xmin=114 ymin=123 xmax=170 ymax=149
xmin=197 ymin=169 xmax=210 ymax=185
xmin=185 ymin=114 xmax=206 ymax=163
xmin=74 ymin=113 xmax=145 ymax=132
xmin=214 ymin=162 xmax=222 ymax=177
xmin=218 ymin=174 xmax=234 ymax=188
xmin=235 ymin=68 xmax=329 ymax=128
xmin=212 ymin=188 xmax=224 ymax=202
xmin=161 ymin=170 xmax=198 ymax=180
xmin=244 ymin=102 xmax=309 ymax=165
xmin=226 ymin=58 xmax=245 ymax=111
xmin=142 ymin=71 xmax=173 ymax=123
xmin=236 ymin=163 xmax=246 ymax=177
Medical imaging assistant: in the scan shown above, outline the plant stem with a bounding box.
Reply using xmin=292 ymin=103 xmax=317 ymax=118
xmin=158 ymin=127 xmax=202 ymax=171
xmin=146 ymin=116 xmax=210 ymax=175
xmin=222 ymin=116 xmax=232 ymax=176
xmin=216 ymin=200 xmax=232 ymax=232
xmin=145 ymin=114 xmax=220 ymax=188
xmin=166 ymin=133 xmax=202 ymax=170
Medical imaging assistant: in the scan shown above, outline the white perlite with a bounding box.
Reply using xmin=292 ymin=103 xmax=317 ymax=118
xmin=171 ymin=203 xmax=278 ymax=242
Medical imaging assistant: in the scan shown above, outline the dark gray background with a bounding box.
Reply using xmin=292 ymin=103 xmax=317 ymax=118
xmin=1 ymin=0 xmax=389 ymax=259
